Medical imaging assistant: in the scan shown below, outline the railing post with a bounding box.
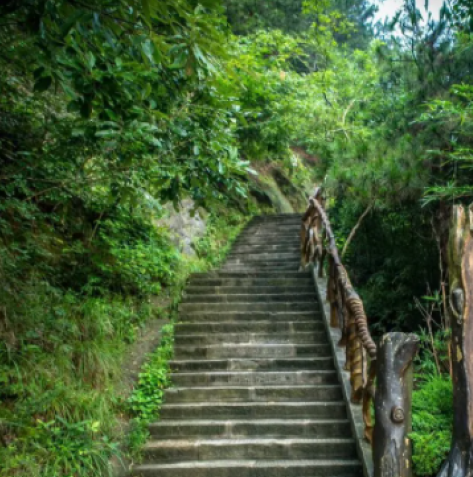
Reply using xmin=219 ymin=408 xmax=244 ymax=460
xmin=373 ymin=332 xmax=419 ymax=477
xmin=438 ymin=204 xmax=473 ymax=477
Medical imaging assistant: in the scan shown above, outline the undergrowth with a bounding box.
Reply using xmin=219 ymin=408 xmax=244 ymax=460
xmin=126 ymin=323 xmax=175 ymax=460
xmin=411 ymin=374 xmax=453 ymax=477
xmin=0 ymin=201 xmax=250 ymax=476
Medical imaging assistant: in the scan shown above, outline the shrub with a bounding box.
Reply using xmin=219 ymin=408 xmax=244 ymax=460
xmin=411 ymin=374 xmax=453 ymax=476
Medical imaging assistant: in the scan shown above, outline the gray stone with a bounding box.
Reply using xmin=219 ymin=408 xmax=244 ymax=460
xmin=155 ymin=198 xmax=206 ymax=255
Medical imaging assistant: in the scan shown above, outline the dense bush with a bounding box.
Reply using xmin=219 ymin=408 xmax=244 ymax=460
xmin=411 ymin=374 xmax=453 ymax=476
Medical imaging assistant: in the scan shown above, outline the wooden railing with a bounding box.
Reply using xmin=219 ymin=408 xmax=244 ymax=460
xmin=301 ymin=187 xmax=419 ymax=477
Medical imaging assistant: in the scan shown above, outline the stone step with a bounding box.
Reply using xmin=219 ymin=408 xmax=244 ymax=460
xmin=179 ymin=302 xmax=316 ymax=313
xmin=174 ymin=321 xmax=323 ymax=334
xmin=170 ymin=357 xmax=335 ymax=373
xmin=248 ymin=222 xmax=301 ymax=227
xmin=160 ymin=401 xmax=347 ymax=420
xmin=190 ymin=271 xmax=311 ymax=279
xmin=148 ymin=418 xmax=351 ymax=439
xmin=174 ymin=331 xmax=326 ymax=346
xmin=224 ymin=254 xmax=300 ymax=270
xmin=170 ymin=370 xmax=338 ymax=386
xmin=221 ymin=260 xmax=299 ymax=273
xmin=251 ymin=217 xmax=302 ymax=222
xmin=252 ymin=213 xmax=302 ymax=218
xmin=221 ymin=264 xmax=300 ymax=270
xmin=143 ymin=437 xmax=357 ymax=462
xmin=234 ymin=241 xmax=299 ymax=248
xmin=226 ymin=252 xmax=300 ymax=262
xmin=174 ymin=343 xmax=331 ymax=359
xmin=188 ymin=277 xmax=313 ymax=287
xmin=237 ymin=232 xmax=300 ymax=239
xmin=229 ymin=244 xmax=299 ymax=254
xmin=237 ymin=227 xmax=299 ymax=233
xmin=239 ymin=227 xmax=299 ymax=233
xmin=234 ymin=237 xmax=299 ymax=245
xmin=181 ymin=293 xmax=315 ymax=304
xmin=133 ymin=459 xmax=363 ymax=477
xmin=249 ymin=223 xmax=301 ymax=228
xmin=184 ymin=285 xmax=314 ymax=295
xmin=249 ymin=214 xmax=300 ymax=219
xmin=179 ymin=311 xmax=321 ymax=323
xmin=164 ymin=385 xmax=342 ymax=403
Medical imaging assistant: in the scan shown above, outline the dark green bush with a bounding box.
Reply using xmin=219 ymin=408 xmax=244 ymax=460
xmin=411 ymin=374 xmax=453 ymax=476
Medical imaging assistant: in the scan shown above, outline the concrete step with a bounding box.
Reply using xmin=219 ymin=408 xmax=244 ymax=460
xmin=181 ymin=293 xmax=316 ymax=304
xmin=250 ymin=218 xmax=302 ymax=223
xmin=237 ymin=227 xmax=299 ymax=233
xmin=174 ymin=321 xmax=323 ymax=334
xmin=133 ymin=459 xmax=363 ymax=477
xmin=160 ymin=401 xmax=347 ymax=419
xmin=148 ymin=418 xmax=351 ymax=439
xmin=237 ymin=232 xmax=300 ymax=239
xmin=252 ymin=213 xmax=302 ymax=218
xmin=188 ymin=277 xmax=313 ymax=287
xmin=223 ymin=259 xmax=300 ymax=265
xmin=173 ymin=343 xmax=331 ymax=359
xmin=237 ymin=228 xmax=299 ymax=234
xmin=179 ymin=302 xmax=316 ymax=313
xmin=184 ymin=285 xmax=314 ymax=295
xmin=221 ymin=265 xmax=300 ymax=272
xmin=164 ymin=385 xmax=342 ymax=403
xmin=229 ymin=244 xmax=299 ymax=254
xmin=174 ymin=331 xmax=326 ymax=346
xmin=249 ymin=218 xmax=302 ymax=223
xmin=170 ymin=357 xmax=335 ymax=373
xmin=190 ymin=271 xmax=311 ymax=279
xmin=226 ymin=252 xmax=300 ymax=262
xmin=234 ymin=237 xmax=299 ymax=246
xmin=170 ymin=370 xmax=338 ymax=386
xmin=179 ymin=311 xmax=321 ymax=323
xmin=143 ymin=437 xmax=357 ymax=462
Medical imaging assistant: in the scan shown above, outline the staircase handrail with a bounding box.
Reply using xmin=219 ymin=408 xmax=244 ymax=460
xmin=301 ymin=187 xmax=376 ymax=441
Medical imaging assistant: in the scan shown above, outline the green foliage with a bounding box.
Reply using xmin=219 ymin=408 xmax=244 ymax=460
xmin=95 ymin=213 xmax=180 ymax=295
xmin=411 ymin=374 xmax=453 ymax=476
xmin=331 ymin=202 xmax=440 ymax=334
xmin=194 ymin=210 xmax=249 ymax=267
xmin=0 ymin=287 xmax=152 ymax=476
xmin=420 ymin=84 xmax=473 ymax=202
xmin=127 ymin=324 xmax=174 ymax=422
xmin=3 ymin=418 xmax=119 ymax=477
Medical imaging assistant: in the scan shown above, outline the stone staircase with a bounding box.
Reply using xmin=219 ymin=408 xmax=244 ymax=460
xmin=133 ymin=214 xmax=363 ymax=477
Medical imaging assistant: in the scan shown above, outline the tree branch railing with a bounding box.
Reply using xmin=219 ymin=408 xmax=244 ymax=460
xmin=301 ymin=187 xmax=419 ymax=477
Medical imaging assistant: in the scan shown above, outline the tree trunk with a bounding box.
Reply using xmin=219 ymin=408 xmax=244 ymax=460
xmin=373 ymin=332 xmax=419 ymax=477
xmin=438 ymin=204 xmax=473 ymax=477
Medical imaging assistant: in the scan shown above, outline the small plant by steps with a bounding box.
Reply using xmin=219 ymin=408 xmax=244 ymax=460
xmin=126 ymin=324 xmax=175 ymax=460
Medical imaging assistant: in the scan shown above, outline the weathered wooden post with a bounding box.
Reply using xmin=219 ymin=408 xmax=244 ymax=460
xmin=373 ymin=332 xmax=419 ymax=477
xmin=438 ymin=204 xmax=473 ymax=477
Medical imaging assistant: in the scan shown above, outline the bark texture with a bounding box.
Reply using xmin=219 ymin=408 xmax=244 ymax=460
xmin=373 ymin=332 xmax=419 ymax=477
xmin=438 ymin=204 xmax=473 ymax=477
